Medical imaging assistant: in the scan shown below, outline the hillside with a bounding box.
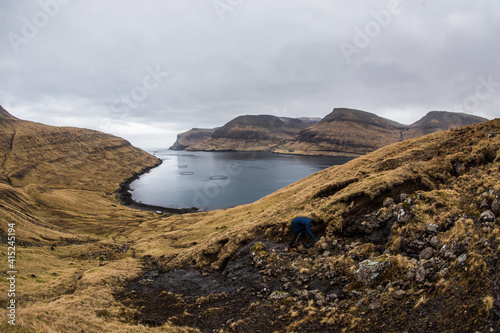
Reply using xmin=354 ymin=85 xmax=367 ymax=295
xmin=170 ymin=114 xmax=320 ymax=151
xmin=0 ymin=106 xmax=499 ymax=332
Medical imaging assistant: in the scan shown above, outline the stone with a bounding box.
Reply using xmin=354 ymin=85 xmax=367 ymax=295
xmin=298 ymin=289 xmax=309 ymax=300
xmin=480 ymin=198 xmax=490 ymax=210
xmin=491 ymin=196 xmax=499 ymax=215
xmin=400 ymin=193 xmax=409 ymax=202
xmin=315 ymin=292 xmax=325 ymax=302
xmin=429 ymin=236 xmax=441 ymax=249
xmin=392 ymin=290 xmax=405 ymax=300
xmin=426 ymin=223 xmax=438 ymax=233
xmin=457 ymin=254 xmax=468 ymax=266
xmin=415 ymin=266 xmax=427 ymax=283
xmin=369 ymin=301 xmax=381 ymax=310
xmin=480 ymin=210 xmax=495 ymax=223
xmin=355 ymin=256 xmax=391 ymax=286
xmin=383 ymin=197 xmax=395 ymax=207
xmin=419 ymin=247 xmax=434 ymax=260
xmin=269 ymin=291 xmax=290 ymax=300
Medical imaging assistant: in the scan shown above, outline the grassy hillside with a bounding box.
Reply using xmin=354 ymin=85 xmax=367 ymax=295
xmin=0 ymin=106 xmax=499 ymax=332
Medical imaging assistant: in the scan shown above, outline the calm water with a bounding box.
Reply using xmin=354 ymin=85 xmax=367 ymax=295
xmin=129 ymin=150 xmax=351 ymax=211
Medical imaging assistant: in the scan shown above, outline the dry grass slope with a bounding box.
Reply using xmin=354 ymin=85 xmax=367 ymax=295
xmin=1 ymin=106 xmax=498 ymax=332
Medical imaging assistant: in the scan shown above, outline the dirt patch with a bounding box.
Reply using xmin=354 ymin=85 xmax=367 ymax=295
xmin=119 ymin=241 xmax=345 ymax=332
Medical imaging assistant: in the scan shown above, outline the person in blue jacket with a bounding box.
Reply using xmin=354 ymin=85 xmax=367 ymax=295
xmin=287 ymin=216 xmax=318 ymax=250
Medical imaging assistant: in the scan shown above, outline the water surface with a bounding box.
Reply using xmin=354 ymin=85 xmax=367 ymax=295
xmin=130 ymin=150 xmax=351 ymax=211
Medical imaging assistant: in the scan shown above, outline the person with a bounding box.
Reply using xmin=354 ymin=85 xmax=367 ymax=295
xmin=287 ymin=216 xmax=317 ymax=250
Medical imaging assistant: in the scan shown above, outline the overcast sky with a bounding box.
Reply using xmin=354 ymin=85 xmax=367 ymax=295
xmin=1 ymin=0 xmax=499 ymax=149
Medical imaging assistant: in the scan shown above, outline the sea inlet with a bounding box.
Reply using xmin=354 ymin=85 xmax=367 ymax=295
xmin=129 ymin=150 xmax=352 ymax=211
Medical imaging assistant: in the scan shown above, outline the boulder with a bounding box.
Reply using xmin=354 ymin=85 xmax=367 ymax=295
xmin=491 ymin=196 xmax=499 ymax=215
xmin=419 ymin=247 xmax=434 ymax=260
xmin=355 ymin=256 xmax=391 ymax=286
xmin=269 ymin=291 xmax=290 ymax=300
xmin=480 ymin=210 xmax=495 ymax=223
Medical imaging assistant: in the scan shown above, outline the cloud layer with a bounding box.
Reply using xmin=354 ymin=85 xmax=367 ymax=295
xmin=1 ymin=0 xmax=499 ymax=148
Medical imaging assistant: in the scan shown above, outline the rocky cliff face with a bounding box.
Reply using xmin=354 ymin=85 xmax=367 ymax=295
xmin=169 ymin=128 xmax=216 ymax=150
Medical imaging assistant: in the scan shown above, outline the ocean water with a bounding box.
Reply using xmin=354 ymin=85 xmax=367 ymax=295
xmin=129 ymin=150 xmax=351 ymax=211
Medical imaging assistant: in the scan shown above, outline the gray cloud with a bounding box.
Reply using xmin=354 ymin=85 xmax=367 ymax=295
xmin=1 ymin=0 xmax=499 ymax=149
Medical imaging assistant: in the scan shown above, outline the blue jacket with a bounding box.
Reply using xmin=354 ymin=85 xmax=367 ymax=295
xmin=291 ymin=217 xmax=317 ymax=242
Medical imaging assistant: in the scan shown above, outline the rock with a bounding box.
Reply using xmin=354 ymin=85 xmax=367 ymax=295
xmin=369 ymin=301 xmax=382 ymax=310
xmin=426 ymin=223 xmax=439 ymax=233
xmin=457 ymin=254 xmax=468 ymax=266
xmin=315 ymin=292 xmax=325 ymax=302
xmin=404 ymin=269 xmax=416 ymax=281
xmin=326 ymin=293 xmax=338 ymax=301
xmin=429 ymin=236 xmax=441 ymax=249
xmin=383 ymin=197 xmax=395 ymax=207
xmin=439 ymin=267 xmax=449 ymax=276
xmin=488 ymin=130 xmax=497 ymax=139
xmin=491 ymin=196 xmax=499 ymax=215
xmin=392 ymin=290 xmax=405 ymax=300
xmin=419 ymin=247 xmax=434 ymax=260
xmin=400 ymin=193 xmax=409 ymax=202
xmin=480 ymin=198 xmax=490 ymax=210
xmin=269 ymin=291 xmax=290 ymax=300
xmin=355 ymin=256 xmax=391 ymax=286
xmin=480 ymin=210 xmax=495 ymax=222
xmin=297 ymin=289 xmax=310 ymax=300
xmin=415 ymin=266 xmax=427 ymax=283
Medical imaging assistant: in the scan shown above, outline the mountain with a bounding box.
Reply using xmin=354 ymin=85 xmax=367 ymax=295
xmin=171 ymin=114 xmax=320 ymax=151
xmin=171 ymin=108 xmax=488 ymax=156
xmin=276 ymin=108 xmax=407 ymax=156
xmin=404 ymin=110 xmax=489 ymax=139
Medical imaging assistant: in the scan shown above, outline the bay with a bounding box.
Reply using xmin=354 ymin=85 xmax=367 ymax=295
xmin=129 ymin=150 xmax=352 ymax=211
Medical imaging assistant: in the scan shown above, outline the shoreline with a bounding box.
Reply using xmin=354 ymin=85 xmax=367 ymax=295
xmin=116 ymin=159 xmax=198 ymax=215
xmin=169 ymin=147 xmax=360 ymax=158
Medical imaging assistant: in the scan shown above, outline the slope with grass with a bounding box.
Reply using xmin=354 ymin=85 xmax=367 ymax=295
xmin=0 ymin=105 xmax=498 ymax=332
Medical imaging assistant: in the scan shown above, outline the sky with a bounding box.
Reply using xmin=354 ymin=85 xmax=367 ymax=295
xmin=1 ymin=0 xmax=499 ymax=149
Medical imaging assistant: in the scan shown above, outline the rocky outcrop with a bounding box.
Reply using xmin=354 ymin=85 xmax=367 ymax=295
xmin=169 ymin=128 xmax=216 ymax=150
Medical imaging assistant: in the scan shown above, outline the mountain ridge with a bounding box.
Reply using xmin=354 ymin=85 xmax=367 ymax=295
xmin=170 ymin=108 xmax=488 ymax=156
